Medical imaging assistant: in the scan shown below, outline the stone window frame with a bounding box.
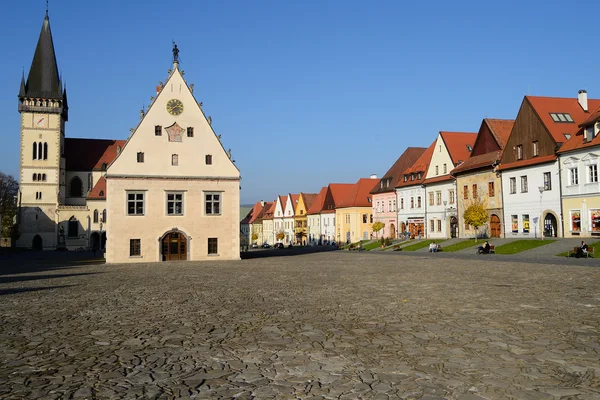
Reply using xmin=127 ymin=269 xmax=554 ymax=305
xmin=166 ymin=191 xmax=185 ymax=216
xmin=204 ymin=191 xmax=222 ymax=216
xmin=126 ymin=191 xmax=146 ymax=216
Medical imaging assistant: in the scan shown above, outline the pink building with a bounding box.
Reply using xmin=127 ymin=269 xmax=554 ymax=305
xmin=371 ymin=148 xmax=426 ymax=239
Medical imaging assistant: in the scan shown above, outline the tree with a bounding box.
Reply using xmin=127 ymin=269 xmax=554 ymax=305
xmin=251 ymin=233 xmax=258 ymax=242
xmin=463 ymin=196 xmax=489 ymax=241
xmin=276 ymin=231 xmax=285 ymax=241
xmin=372 ymin=222 xmax=385 ymax=238
xmin=0 ymin=173 xmax=19 ymax=238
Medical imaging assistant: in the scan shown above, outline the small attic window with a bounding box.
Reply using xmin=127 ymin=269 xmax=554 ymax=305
xmin=550 ymin=113 xmax=574 ymax=123
xmin=99 ymin=190 xmax=104 ymax=197
xmin=411 ymin=174 xmax=415 ymax=181
xmin=564 ymin=134 xmax=571 ymax=140
xmin=380 ymin=181 xmax=383 ymax=189
xmin=404 ymin=176 xmax=408 ymax=182
xmin=155 ymin=125 xmax=162 ymax=136
xmin=417 ymin=172 xmax=422 ymax=179
xmin=367 ymin=198 xmax=372 ymax=203
xmin=467 ymin=145 xmax=473 ymax=152
xmin=101 ymin=163 xmax=107 ymax=171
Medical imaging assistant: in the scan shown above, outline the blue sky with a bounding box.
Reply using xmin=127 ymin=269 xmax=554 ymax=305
xmin=2 ymin=0 xmax=600 ymax=204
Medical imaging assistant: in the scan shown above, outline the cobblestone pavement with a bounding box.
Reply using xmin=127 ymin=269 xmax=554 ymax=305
xmin=0 ymin=252 xmax=599 ymax=399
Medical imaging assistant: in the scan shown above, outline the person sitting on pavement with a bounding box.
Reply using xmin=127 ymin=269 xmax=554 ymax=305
xmin=477 ymin=241 xmax=491 ymax=254
xmin=429 ymin=241 xmax=438 ymax=253
xmin=576 ymin=240 xmax=589 ymax=258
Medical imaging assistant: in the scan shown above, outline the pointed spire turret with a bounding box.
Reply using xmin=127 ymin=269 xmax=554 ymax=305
xmin=22 ymin=12 xmax=63 ymax=100
xmin=19 ymin=71 xmax=26 ymax=98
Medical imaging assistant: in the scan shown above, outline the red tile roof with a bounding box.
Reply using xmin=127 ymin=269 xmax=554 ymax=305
xmin=450 ymin=151 xmax=500 ymax=175
xmin=422 ymin=175 xmax=454 ymax=185
xmin=497 ymin=154 xmax=557 ymax=171
xmin=241 ymin=208 xmax=253 ymax=224
xmin=248 ymin=202 xmax=266 ymax=224
xmin=337 ymin=178 xmax=379 ymax=208
xmin=300 ymin=193 xmax=318 ymax=213
xmin=485 ymin=119 xmax=515 ymax=148
xmin=370 ymin=147 xmax=427 ymax=195
xmin=262 ymin=201 xmax=277 ymax=220
xmin=322 ymin=184 xmax=354 ymax=213
xmin=64 ymin=138 xmax=126 ymax=171
xmin=289 ymin=194 xmax=300 ymax=212
xmin=580 ymin=104 xmax=600 ymax=127
xmin=87 ymin=177 xmax=106 ymax=200
xmin=276 ymin=196 xmax=288 ymax=216
xmin=526 ymin=96 xmax=600 ymax=143
xmin=440 ymin=131 xmax=477 ymax=165
xmin=558 ymin=111 xmax=600 ymax=154
xmin=307 ymin=187 xmax=327 ymax=215
xmin=395 ymin=140 xmax=436 ymax=188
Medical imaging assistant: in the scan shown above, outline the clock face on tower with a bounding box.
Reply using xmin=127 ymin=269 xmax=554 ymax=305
xmin=166 ymin=99 xmax=184 ymax=116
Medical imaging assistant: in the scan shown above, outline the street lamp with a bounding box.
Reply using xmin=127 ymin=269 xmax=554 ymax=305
xmin=538 ymin=186 xmax=544 ymax=240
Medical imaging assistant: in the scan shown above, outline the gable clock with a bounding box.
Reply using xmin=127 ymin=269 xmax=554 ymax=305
xmin=166 ymin=99 xmax=184 ymax=116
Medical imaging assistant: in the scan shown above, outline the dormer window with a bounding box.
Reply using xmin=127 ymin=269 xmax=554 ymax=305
xmin=99 ymin=190 xmax=104 ymax=197
xmin=585 ymin=126 xmax=594 ymax=143
xmin=404 ymin=176 xmax=408 ymax=182
xmin=380 ymin=181 xmax=383 ymax=189
xmin=101 ymin=163 xmax=107 ymax=171
xmin=550 ymin=113 xmax=574 ymax=123
xmin=417 ymin=173 xmax=422 ymax=179
xmin=564 ymin=134 xmax=571 ymax=140
xmin=411 ymin=174 xmax=415 ymax=181
xmin=467 ymin=145 xmax=472 ymax=152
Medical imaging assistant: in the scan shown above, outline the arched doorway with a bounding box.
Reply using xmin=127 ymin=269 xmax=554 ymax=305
xmin=390 ymin=223 xmax=396 ymax=239
xmin=490 ymin=214 xmax=501 ymax=237
xmin=161 ymin=231 xmax=188 ymax=261
xmin=90 ymin=232 xmax=100 ymax=251
xmin=543 ymin=213 xmax=558 ymax=238
xmin=450 ymin=217 xmax=458 ymax=238
xmin=101 ymin=232 xmax=107 ymax=250
xmin=32 ymin=235 xmax=43 ymax=250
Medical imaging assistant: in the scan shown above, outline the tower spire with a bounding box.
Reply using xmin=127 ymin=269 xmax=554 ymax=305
xmin=46 ymin=0 xmax=49 ymax=17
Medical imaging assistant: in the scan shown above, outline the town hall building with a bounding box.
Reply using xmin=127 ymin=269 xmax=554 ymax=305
xmin=16 ymin=11 xmax=241 ymax=262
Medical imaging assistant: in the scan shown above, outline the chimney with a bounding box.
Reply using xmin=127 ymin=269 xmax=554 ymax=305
xmin=260 ymin=200 xmax=264 ymax=206
xmin=370 ymin=174 xmax=377 ymax=179
xmin=578 ymin=90 xmax=588 ymax=112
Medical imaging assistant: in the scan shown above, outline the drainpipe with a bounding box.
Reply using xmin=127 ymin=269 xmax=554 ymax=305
xmin=496 ymin=163 xmax=505 ymax=239
xmin=557 ymin=158 xmax=565 ymax=238
xmin=422 ymin=184 xmax=427 ymax=239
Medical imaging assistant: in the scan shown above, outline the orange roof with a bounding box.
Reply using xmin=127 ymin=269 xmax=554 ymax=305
xmin=497 ymin=154 xmax=557 ymax=171
xmin=422 ymin=175 xmax=454 ymax=185
xmin=87 ymin=177 xmax=107 ymax=200
xmin=337 ymin=178 xmax=379 ymax=208
xmin=307 ymin=187 xmax=327 ymax=215
xmin=241 ymin=208 xmax=253 ymax=224
xmin=300 ymin=193 xmax=318 ymax=213
xmin=558 ymin=109 xmax=600 ymax=154
xmin=450 ymin=151 xmax=500 ymax=175
xmin=262 ymin=200 xmax=277 ymax=220
xmin=440 ymin=131 xmax=477 ymax=165
xmin=289 ymin=194 xmax=300 ymax=211
xmin=64 ymin=138 xmax=126 ymax=171
xmin=580 ymin=104 xmax=600 ymax=127
xmin=526 ymin=96 xmax=600 ymax=143
xmin=396 ymin=140 xmax=436 ymax=188
xmin=485 ymin=119 xmax=515 ymax=148
xmin=248 ymin=202 xmax=266 ymax=224
xmin=322 ymin=183 xmax=354 ymax=213
xmin=371 ymin=147 xmax=427 ymax=195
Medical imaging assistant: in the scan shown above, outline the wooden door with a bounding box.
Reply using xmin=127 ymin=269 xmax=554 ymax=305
xmin=390 ymin=224 xmax=396 ymax=239
xmin=490 ymin=214 xmax=501 ymax=238
xmin=162 ymin=232 xmax=187 ymax=261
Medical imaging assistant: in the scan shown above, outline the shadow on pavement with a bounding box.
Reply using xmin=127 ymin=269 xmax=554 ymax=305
xmin=0 ymin=251 xmax=105 ymax=275
xmin=0 ymin=272 xmax=103 ymax=284
xmin=0 ymin=284 xmax=77 ymax=296
xmin=241 ymin=246 xmax=337 ymax=259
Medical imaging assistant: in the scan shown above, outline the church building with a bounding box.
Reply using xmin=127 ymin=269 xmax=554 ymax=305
xmin=16 ymin=12 xmax=241 ymax=262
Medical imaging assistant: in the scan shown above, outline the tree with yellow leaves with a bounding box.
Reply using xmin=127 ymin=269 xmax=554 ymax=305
xmin=463 ymin=194 xmax=489 ymax=241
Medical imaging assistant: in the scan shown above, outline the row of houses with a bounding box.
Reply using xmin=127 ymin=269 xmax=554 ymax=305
xmin=243 ymin=90 xmax=600 ymax=245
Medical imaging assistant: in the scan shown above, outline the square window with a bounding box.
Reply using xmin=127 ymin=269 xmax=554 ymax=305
xmin=155 ymin=125 xmax=162 ymax=136
xmin=205 ymin=192 xmax=221 ymax=215
xmin=205 ymin=154 xmax=212 ymax=165
xmin=208 ymin=238 xmax=218 ymax=254
xmin=172 ymin=154 xmax=179 ymax=166
xmin=137 ymin=152 xmax=144 ymax=163
xmin=130 ymin=239 xmax=141 ymax=256
xmin=167 ymin=193 xmax=183 ymax=215
xmin=187 ymin=127 xmax=194 ymax=137
xmin=127 ymin=192 xmax=145 ymax=215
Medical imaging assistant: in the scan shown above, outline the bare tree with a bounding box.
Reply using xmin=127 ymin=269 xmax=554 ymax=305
xmin=0 ymin=172 xmax=19 ymax=238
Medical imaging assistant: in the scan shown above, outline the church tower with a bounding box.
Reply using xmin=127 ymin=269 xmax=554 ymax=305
xmin=17 ymin=10 xmax=67 ymax=250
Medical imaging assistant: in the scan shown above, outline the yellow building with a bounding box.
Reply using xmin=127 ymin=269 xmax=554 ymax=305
xmin=335 ymin=178 xmax=378 ymax=244
xmin=293 ymin=193 xmax=317 ymax=245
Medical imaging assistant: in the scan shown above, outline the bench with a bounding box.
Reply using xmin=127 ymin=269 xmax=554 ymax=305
xmin=569 ymin=246 xmax=595 ymax=258
xmin=489 ymin=245 xmax=495 ymax=254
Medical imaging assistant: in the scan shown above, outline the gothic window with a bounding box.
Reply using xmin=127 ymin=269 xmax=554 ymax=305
xmin=42 ymin=174 xmax=46 ymax=181
xmin=137 ymin=152 xmax=144 ymax=163
xmin=33 ymin=142 xmax=37 ymax=160
xmin=93 ymin=209 xmax=99 ymax=223
xmin=88 ymin=173 xmax=93 ymax=191
xmin=99 ymin=190 xmax=104 ymax=197
xmin=205 ymin=154 xmax=212 ymax=165
xmin=187 ymin=127 xmax=194 ymax=137
xmin=102 ymin=209 xmax=107 ymax=223
xmin=70 ymin=176 xmax=83 ymax=197
xmin=38 ymin=143 xmax=43 ymax=160
xmin=43 ymin=142 xmax=48 ymax=160
xmin=32 ymin=173 xmax=37 ymax=181
xmin=68 ymin=216 xmax=79 ymax=238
